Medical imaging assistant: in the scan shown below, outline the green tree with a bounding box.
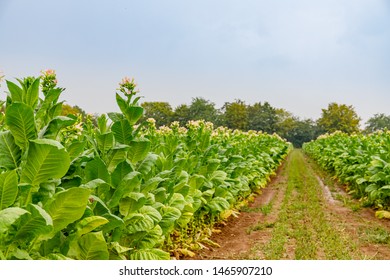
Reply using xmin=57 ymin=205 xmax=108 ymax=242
xmin=275 ymin=109 xmax=295 ymax=138
xmin=317 ymin=102 xmax=361 ymax=134
xmin=287 ymin=119 xmax=321 ymax=147
xmin=247 ymin=102 xmax=278 ymax=133
xmin=188 ymin=97 xmax=220 ymax=123
xmin=364 ymin=113 xmax=390 ymax=133
xmin=141 ymin=101 xmax=174 ymax=127
xmin=222 ymin=100 xmax=248 ymax=130
xmin=173 ymin=104 xmax=191 ymax=126
xmin=275 ymin=109 xmax=321 ymax=147
xmin=61 ymin=104 xmax=86 ymax=117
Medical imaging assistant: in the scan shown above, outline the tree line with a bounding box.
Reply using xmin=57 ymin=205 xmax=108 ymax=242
xmin=61 ymin=98 xmax=390 ymax=147
xmin=138 ymin=98 xmax=390 ymax=147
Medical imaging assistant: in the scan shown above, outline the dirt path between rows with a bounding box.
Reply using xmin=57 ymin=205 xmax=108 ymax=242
xmin=189 ymin=149 xmax=390 ymax=260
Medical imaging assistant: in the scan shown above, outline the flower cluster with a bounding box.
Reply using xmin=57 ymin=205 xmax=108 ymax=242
xmin=146 ymin=118 xmax=156 ymax=124
xmin=40 ymin=69 xmax=57 ymax=94
xmin=157 ymin=125 xmax=173 ymax=135
xmin=169 ymin=121 xmax=180 ymax=129
xmin=119 ymin=76 xmax=138 ymax=96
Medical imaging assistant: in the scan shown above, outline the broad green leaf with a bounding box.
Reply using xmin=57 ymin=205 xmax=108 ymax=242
xmin=48 ymin=102 xmax=63 ymax=120
xmin=66 ymin=141 xmax=86 ymax=160
xmin=119 ymin=192 xmax=146 ymax=216
xmin=116 ymin=93 xmax=128 ymax=115
xmin=10 ymin=249 xmax=32 ymax=260
xmin=97 ymin=132 xmax=114 ymax=152
xmin=97 ymin=114 xmax=109 ymax=134
xmin=44 ymin=187 xmax=90 ymax=232
xmin=209 ymin=170 xmax=227 ymax=183
xmin=356 ymin=177 xmax=367 ymax=185
xmin=207 ymin=159 xmax=221 ymax=172
xmin=101 ymin=213 xmax=124 ymax=233
xmin=141 ymin=177 xmax=164 ymax=194
xmin=15 ymin=204 xmax=53 ymax=240
xmin=81 ymin=179 xmax=108 ymax=190
xmin=77 ymin=231 xmax=109 ymax=260
xmin=188 ymin=174 xmax=206 ymax=189
xmin=84 ymin=157 xmax=111 ymax=184
xmin=125 ymin=213 xmax=154 ymax=233
xmin=6 ymin=80 xmax=23 ymax=102
xmin=112 ymin=119 xmax=133 ymax=145
xmin=128 ymin=138 xmax=151 ymax=163
xmin=129 ymin=248 xmax=170 ymax=260
xmin=173 ymin=171 xmax=189 ymax=195
xmin=41 ymin=116 xmax=77 ymax=139
xmin=25 ymin=77 xmax=40 ymax=109
xmin=111 ymin=161 xmax=133 ymax=187
xmin=5 ymin=102 xmax=37 ymax=149
xmin=159 ymin=206 xmax=181 ymax=235
xmin=206 ymin=197 xmax=230 ymax=214
xmin=124 ymin=106 xmax=144 ymax=125
xmin=137 ymin=153 xmax=158 ymax=176
xmin=106 ymin=145 xmax=128 ymax=173
xmin=135 ymin=225 xmax=163 ymax=249
xmin=107 ymin=171 xmax=140 ymax=208
xmin=175 ymin=211 xmax=193 ymax=229
xmin=96 ymin=182 xmax=112 ymax=201
xmin=35 ymin=88 xmax=62 ymax=129
xmin=138 ymin=206 xmax=162 ymax=225
xmin=154 ymin=187 xmax=167 ymax=203
xmin=0 ymin=207 xmax=29 ymax=234
xmin=0 ymin=170 xmax=18 ymax=210
xmin=168 ymin=193 xmax=186 ymax=211
xmin=107 ymin=112 xmax=125 ymax=122
xmin=0 ymin=131 xmax=22 ymax=170
xmin=109 ymin=241 xmax=132 ymax=259
xmin=109 ymin=241 xmax=132 ymax=255
xmin=20 ymin=139 xmax=70 ymax=186
xmin=369 ymin=172 xmax=387 ymax=183
xmin=76 ymin=216 xmax=108 ymax=237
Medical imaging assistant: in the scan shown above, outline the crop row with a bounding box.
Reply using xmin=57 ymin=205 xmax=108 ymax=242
xmin=303 ymin=131 xmax=390 ymax=216
xmin=0 ymin=74 xmax=290 ymax=259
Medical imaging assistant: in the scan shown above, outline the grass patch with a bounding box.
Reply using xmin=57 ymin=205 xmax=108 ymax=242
xmin=334 ymin=193 xmax=362 ymax=212
xmin=261 ymin=150 xmax=360 ymax=260
xmin=246 ymin=222 xmax=275 ymax=234
xmin=241 ymin=202 xmax=273 ymax=215
xmin=362 ymin=227 xmax=390 ymax=244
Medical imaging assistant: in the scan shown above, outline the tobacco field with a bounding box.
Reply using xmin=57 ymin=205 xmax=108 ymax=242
xmin=0 ymin=74 xmax=290 ymax=260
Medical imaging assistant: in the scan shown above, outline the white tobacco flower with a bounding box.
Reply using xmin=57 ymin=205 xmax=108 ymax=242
xmin=147 ymin=118 xmax=156 ymax=124
xmin=170 ymin=121 xmax=180 ymax=128
xmin=158 ymin=125 xmax=172 ymax=134
xmin=178 ymin=127 xmax=188 ymax=134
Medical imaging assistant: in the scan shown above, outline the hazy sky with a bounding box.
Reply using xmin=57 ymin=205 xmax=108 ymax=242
xmin=1 ymin=0 xmax=389 ymax=124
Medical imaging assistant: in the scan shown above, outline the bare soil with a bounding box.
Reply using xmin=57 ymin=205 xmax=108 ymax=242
xmin=188 ymin=150 xmax=390 ymax=260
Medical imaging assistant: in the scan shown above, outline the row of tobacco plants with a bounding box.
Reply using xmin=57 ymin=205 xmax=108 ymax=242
xmin=0 ymin=72 xmax=290 ymax=260
xmin=303 ymin=131 xmax=390 ymax=218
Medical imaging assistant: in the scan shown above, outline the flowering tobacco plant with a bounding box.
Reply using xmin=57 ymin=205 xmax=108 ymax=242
xmin=40 ymin=69 xmax=57 ymax=95
xmin=0 ymin=71 xmax=291 ymax=260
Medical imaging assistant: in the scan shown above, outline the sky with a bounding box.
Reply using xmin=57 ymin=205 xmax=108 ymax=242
xmin=1 ymin=0 xmax=389 ymax=125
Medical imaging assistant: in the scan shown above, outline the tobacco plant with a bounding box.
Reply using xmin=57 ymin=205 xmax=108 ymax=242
xmin=0 ymin=72 xmax=290 ymax=260
xmin=303 ymin=131 xmax=390 ymax=214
